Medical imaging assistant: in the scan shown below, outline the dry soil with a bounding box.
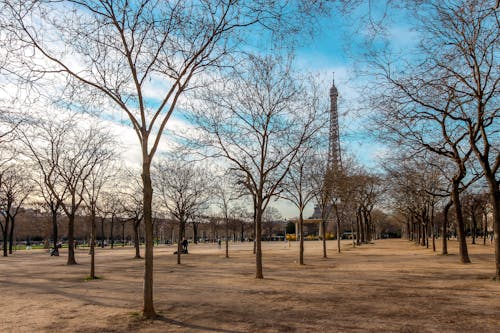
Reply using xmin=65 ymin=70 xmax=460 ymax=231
xmin=0 ymin=239 xmax=499 ymax=332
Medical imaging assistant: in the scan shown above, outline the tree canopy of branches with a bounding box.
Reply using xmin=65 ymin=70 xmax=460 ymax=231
xmin=19 ymin=114 xmax=115 ymax=265
xmin=191 ymin=54 xmax=325 ymax=278
xmin=154 ymin=157 xmax=211 ymax=265
xmin=0 ymin=165 xmax=32 ymax=257
xmin=281 ymin=147 xmax=318 ymax=265
xmin=368 ymin=0 xmax=498 ymax=266
xmin=84 ymin=155 xmax=116 ymax=279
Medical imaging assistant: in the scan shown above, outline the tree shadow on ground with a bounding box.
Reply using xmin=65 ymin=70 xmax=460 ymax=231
xmin=143 ymin=315 xmax=246 ymax=333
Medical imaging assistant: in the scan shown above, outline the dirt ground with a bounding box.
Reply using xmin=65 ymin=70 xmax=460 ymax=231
xmin=0 ymin=239 xmax=499 ymax=333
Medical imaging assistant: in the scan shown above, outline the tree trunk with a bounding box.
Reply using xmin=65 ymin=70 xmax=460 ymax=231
xmin=322 ymin=220 xmax=327 ymax=258
xmin=122 ymin=223 xmax=125 ymax=247
xmin=299 ymin=210 xmax=304 ymax=265
xmin=225 ymin=218 xmax=229 ymax=259
xmin=110 ymin=214 xmax=114 ymax=249
xmin=423 ymin=223 xmax=427 ymax=247
xmin=417 ymin=223 xmax=421 ymax=245
xmin=336 ymin=219 xmax=341 ymax=253
xmin=253 ymin=196 xmax=256 ymax=254
xmin=141 ymin=158 xmax=156 ymax=318
xmin=8 ymin=217 xmax=15 ymax=254
xmin=52 ymin=209 xmax=58 ymax=254
xmin=177 ymin=219 xmax=185 ymax=265
xmin=451 ymin=181 xmax=471 ymax=263
xmin=424 ymin=211 xmax=429 ymax=248
xmin=133 ymin=221 xmax=141 ymax=259
xmin=255 ymin=205 xmax=263 ymax=279
xmin=364 ymin=210 xmax=371 ymax=242
xmin=100 ymin=217 xmax=105 ymax=248
xmin=442 ymin=201 xmax=451 ymax=255
xmin=424 ymin=221 xmax=428 ymax=248
xmin=483 ymin=211 xmax=488 ymax=246
xmin=486 ymin=182 xmax=500 ymax=280
xmin=406 ymin=218 xmax=410 ymax=240
xmin=409 ymin=216 xmax=414 ymax=241
xmin=1 ymin=218 xmax=8 ymax=257
xmin=67 ymin=213 xmax=77 ymax=265
xmin=351 ymin=219 xmax=356 ymax=247
xmin=359 ymin=209 xmax=365 ymax=244
xmin=431 ymin=204 xmax=436 ymax=252
xmin=356 ymin=209 xmax=362 ymax=245
xmin=426 ymin=223 xmax=429 ymax=248
xmin=471 ymin=212 xmax=477 ymax=245
xmin=193 ymin=222 xmax=199 ymax=244
xmin=90 ymin=207 xmax=96 ymax=279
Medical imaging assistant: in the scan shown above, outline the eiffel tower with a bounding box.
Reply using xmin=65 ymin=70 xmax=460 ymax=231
xmin=310 ymin=75 xmax=342 ymax=220
xmin=328 ymin=74 xmax=342 ymax=171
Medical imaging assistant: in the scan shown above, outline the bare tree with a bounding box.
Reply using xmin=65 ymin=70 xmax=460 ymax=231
xmin=191 ymin=54 xmax=324 ymax=278
xmin=98 ymin=189 xmax=123 ymax=249
xmin=281 ymin=147 xmax=318 ymax=265
xmin=20 ymin=114 xmax=115 ymax=264
xmin=425 ymin=0 xmax=500 ymax=279
xmin=84 ymin=152 xmax=116 ymax=279
xmin=261 ymin=207 xmax=282 ymax=241
xmin=368 ymin=0 xmax=498 ymax=268
xmin=329 ymin=158 xmax=368 ymax=253
xmin=311 ymin=153 xmax=335 ymax=258
xmin=18 ymin=115 xmax=69 ymax=255
xmin=121 ymin=174 xmax=144 ymax=259
xmin=462 ymin=190 xmax=489 ymax=246
xmin=154 ymin=158 xmax=211 ymax=265
xmin=370 ymin=41 xmax=479 ymax=263
xmin=0 ymin=165 xmax=32 ymax=256
xmin=214 ymin=182 xmax=237 ymax=259
xmin=32 ymin=170 xmax=64 ymax=255
xmin=357 ymin=171 xmax=382 ymax=245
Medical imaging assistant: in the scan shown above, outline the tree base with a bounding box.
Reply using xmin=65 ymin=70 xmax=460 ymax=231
xmin=85 ymin=276 xmax=101 ymax=281
xmin=142 ymin=310 xmax=157 ymax=319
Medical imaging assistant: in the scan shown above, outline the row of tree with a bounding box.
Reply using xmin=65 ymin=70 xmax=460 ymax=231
xmin=367 ymin=0 xmax=499 ymax=278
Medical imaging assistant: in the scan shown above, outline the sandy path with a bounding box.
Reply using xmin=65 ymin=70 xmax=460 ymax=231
xmin=0 ymin=239 xmax=499 ymax=332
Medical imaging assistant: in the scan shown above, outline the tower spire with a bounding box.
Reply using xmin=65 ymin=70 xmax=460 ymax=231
xmin=328 ymin=76 xmax=341 ymax=171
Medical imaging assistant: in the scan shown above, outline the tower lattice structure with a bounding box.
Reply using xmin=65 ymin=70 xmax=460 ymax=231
xmin=310 ymin=77 xmax=342 ymax=220
xmin=328 ymin=76 xmax=342 ymax=171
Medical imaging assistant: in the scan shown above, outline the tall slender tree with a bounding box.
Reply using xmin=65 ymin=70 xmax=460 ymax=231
xmin=84 ymin=155 xmax=116 ymax=279
xmin=0 ymin=165 xmax=32 ymax=256
xmin=154 ymin=158 xmax=211 ymax=265
xmin=281 ymin=147 xmax=318 ymax=265
xmin=191 ymin=54 xmax=324 ymax=278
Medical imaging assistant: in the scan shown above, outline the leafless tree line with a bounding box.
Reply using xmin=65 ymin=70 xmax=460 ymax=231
xmin=367 ymin=0 xmax=499 ymax=278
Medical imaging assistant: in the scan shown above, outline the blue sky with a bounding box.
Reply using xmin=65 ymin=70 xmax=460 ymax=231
xmin=291 ymin=4 xmax=420 ymax=171
xmin=134 ymin=3 xmax=420 ymax=174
